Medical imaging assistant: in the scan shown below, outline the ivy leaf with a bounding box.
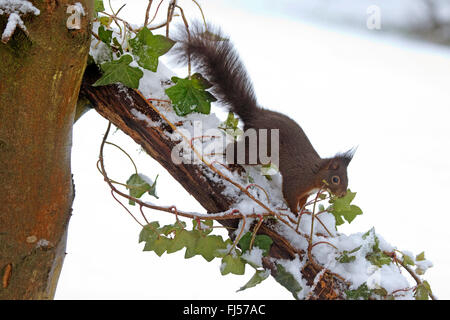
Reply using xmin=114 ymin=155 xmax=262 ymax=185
xmin=165 ymin=74 xmax=217 ymax=116
xmin=219 ymin=112 xmax=242 ymax=139
xmin=126 ymin=173 xmax=151 ymax=205
xmin=95 ymin=0 xmax=105 ymax=13
xmin=167 ymin=229 xmax=198 ymax=254
xmin=145 ymin=236 xmax=172 ymax=256
xmin=184 ymin=230 xmax=201 ymax=259
xmin=237 ymin=269 xmax=270 ymax=292
xmin=403 ymin=254 xmax=415 ymax=266
xmin=189 ymin=73 xmax=213 ymax=89
xmin=238 ymin=232 xmax=273 ymax=256
xmin=93 ymin=54 xmax=143 ymax=89
xmin=159 ymin=220 xmax=186 ymax=235
xmin=415 ymin=281 xmax=432 ymax=300
xmin=148 ymin=174 xmax=158 ymax=198
xmin=328 ymin=189 xmax=362 ymax=225
xmin=221 ymin=255 xmax=246 ymax=275
xmin=274 ymin=264 xmax=302 ymax=299
xmin=346 ymin=283 xmax=371 ymax=300
xmin=366 ymin=251 xmax=392 ymax=267
xmin=224 ymin=111 xmax=239 ymax=128
xmin=98 ymin=25 xmax=112 ymax=45
xmin=362 ymin=228 xmax=392 ymax=267
xmin=139 ymin=222 xmax=160 ymax=243
xmin=336 ymin=246 xmax=361 ymax=263
xmin=195 ymin=235 xmax=228 ymax=262
xmin=192 ymin=219 xmax=213 ymax=235
xmin=99 ymin=16 xmax=112 ymax=27
xmin=129 ymin=27 xmax=175 ymax=72
xmin=112 ymin=37 xmax=123 ymax=55
xmin=416 ymin=251 xmax=426 ymax=261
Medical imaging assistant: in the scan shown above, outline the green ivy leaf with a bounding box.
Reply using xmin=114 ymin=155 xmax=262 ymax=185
xmin=159 ymin=220 xmax=186 ymax=235
xmin=148 ymin=174 xmax=159 ymax=199
xmin=93 ymin=54 xmax=143 ymax=89
xmin=415 ymin=281 xmax=432 ymax=300
xmin=167 ymin=229 xmax=198 ymax=254
xmin=112 ymin=37 xmax=123 ymax=55
xmin=139 ymin=222 xmax=160 ymax=243
xmin=99 ymin=16 xmax=111 ymax=26
xmin=221 ymin=255 xmax=246 ymax=275
xmin=165 ymin=74 xmax=217 ymax=116
xmin=403 ymin=254 xmax=415 ymax=266
xmin=195 ymin=235 xmax=228 ymax=262
xmin=145 ymin=236 xmax=172 ymax=256
xmin=366 ymin=251 xmax=392 ymax=267
xmin=184 ymin=230 xmax=202 ymax=259
xmin=362 ymin=228 xmax=392 ymax=267
xmin=328 ymin=189 xmax=363 ymax=225
xmin=98 ymin=25 xmax=112 ymax=45
xmin=336 ymin=246 xmax=361 ymax=263
xmin=345 ymin=283 xmax=371 ymax=300
xmin=95 ymin=0 xmax=105 ymax=13
xmin=237 ymin=269 xmax=270 ymax=292
xmin=192 ymin=219 xmax=213 ymax=235
xmin=416 ymin=251 xmax=426 ymax=261
xmin=238 ymin=232 xmax=273 ymax=256
xmin=126 ymin=173 xmax=151 ymax=205
xmin=219 ymin=112 xmax=242 ymax=139
xmin=274 ymin=264 xmax=302 ymax=299
xmin=129 ymin=27 xmax=175 ymax=72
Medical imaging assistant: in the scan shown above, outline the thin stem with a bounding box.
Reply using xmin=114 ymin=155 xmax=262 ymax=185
xmin=149 ymin=0 xmax=165 ymax=25
xmin=228 ymin=217 xmax=246 ymax=255
xmin=144 ymin=0 xmax=153 ymax=26
xmin=176 ymin=4 xmax=191 ymax=77
xmin=192 ymin=0 xmax=207 ymax=29
xmin=249 ymin=215 xmax=264 ymax=250
xmin=105 ymin=141 xmax=138 ymax=174
xmin=165 ymin=0 xmax=176 ymax=38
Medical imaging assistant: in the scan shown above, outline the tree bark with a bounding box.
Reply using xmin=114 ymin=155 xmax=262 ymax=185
xmin=80 ymin=64 xmax=349 ymax=299
xmin=0 ymin=0 xmax=93 ymax=299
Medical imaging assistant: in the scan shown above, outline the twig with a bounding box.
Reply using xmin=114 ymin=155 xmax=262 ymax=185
xmin=165 ymin=0 xmax=177 ymax=38
xmin=149 ymin=0 xmax=166 ymax=25
xmin=144 ymin=0 xmax=154 ymax=26
xmin=176 ymin=4 xmax=191 ymax=77
xmin=192 ymin=0 xmax=207 ymax=29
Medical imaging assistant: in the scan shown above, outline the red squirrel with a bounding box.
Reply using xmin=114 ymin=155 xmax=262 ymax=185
xmin=173 ymin=24 xmax=354 ymax=214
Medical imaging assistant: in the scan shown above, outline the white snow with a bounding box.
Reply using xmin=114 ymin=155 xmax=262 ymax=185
xmin=0 ymin=0 xmax=39 ymax=15
xmin=0 ymin=0 xmax=39 ymax=43
xmin=241 ymin=247 xmax=264 ymax=268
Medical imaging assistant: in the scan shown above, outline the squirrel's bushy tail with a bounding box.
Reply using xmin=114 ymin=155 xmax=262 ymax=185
xmin=172 ymin=23 xmax=258 ymax=123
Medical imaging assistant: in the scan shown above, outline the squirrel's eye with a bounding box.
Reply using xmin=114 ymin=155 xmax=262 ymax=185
xmin=331 ymin=176 xmax=340 ymax=185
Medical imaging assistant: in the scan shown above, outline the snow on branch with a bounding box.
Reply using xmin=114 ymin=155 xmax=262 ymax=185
xmin=0 ymin=0 xmax=40 ymax=43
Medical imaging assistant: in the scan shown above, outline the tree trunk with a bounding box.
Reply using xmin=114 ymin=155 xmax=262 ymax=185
xmin=0 ymin=0 xmax=93 ymax=299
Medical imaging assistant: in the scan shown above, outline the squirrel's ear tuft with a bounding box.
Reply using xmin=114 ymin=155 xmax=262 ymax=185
xmin=337 ymin=147 xmax=357 ymax=167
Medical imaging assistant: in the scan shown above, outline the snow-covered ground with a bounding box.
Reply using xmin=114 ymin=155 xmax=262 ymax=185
xmin=55 ymin=0 xmax=450 ymax=299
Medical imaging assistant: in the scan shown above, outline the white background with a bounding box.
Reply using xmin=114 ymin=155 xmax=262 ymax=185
xmin=55 ymin=0 xmax=450 ymax=299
